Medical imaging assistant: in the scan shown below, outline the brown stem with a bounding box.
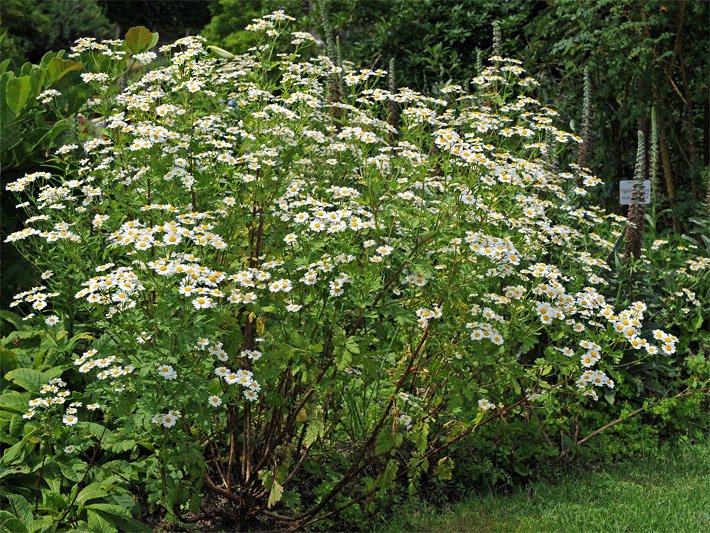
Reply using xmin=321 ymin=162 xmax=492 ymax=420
xmin=576 ymin=387 xmax=699 ymax=446
xmin=57 ymin=428 xmax=107 ymax=523
xmin=227 ymin=405 xmax=238 ymax=488
xmin=294 ymin=326 xmax=431 ymax=527
xmin=242 ymin=402 xmax=252 ymax=483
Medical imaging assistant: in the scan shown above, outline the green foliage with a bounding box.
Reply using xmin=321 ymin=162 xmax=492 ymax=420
xmin=0 ymin=312 xmax=147 ymax=532
xmin=202 ymin=0 xmax=709 ymax=230
xmin=1 ymin=8 xmax=708 ymax=530
xmin=0 ymin=0 xmax=114 ymax=69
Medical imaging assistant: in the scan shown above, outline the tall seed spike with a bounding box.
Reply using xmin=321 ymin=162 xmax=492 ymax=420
xmin=492 ymin=21 xmax=502 ymax=57
xmin=625 ymin=130 xmax=646 ymax=260
xmin=577 ymin=66 xmax=593 ymax=169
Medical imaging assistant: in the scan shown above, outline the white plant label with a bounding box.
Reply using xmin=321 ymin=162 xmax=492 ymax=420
xmin=619 ymin=180 xmax=651 ymax=205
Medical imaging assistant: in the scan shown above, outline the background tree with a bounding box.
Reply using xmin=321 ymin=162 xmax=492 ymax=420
xmin=0 ymin=0 xmax=114 ymax=68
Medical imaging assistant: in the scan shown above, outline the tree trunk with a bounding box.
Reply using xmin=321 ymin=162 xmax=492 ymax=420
xmin=657 ymin=113 xmax=683 ymax=231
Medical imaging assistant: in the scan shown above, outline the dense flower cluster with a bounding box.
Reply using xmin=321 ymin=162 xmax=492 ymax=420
xmin=3 ymin=12 xmax=689 ymax=520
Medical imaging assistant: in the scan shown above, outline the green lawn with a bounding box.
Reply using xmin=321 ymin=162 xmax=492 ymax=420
xmin=384 ymin=442 xmax=710 ymax=533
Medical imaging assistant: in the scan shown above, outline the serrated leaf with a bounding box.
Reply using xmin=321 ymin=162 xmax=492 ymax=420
xmin=0 ymin=346 xmax=19 ymax=375
xmin=27 ymin=516 xmax=53 ymax=533
xmin=267 ymin=480 xmax=284 ymax=509
xmin=5 ymin=367 xmax=61 ymax=393
xmin=7 ymin=493 xmax=33 ymax=523
xmin=87 ymin=509 xmax=118 ymax=533
xmin=0 ymin=390 xmax=29 ymax=414
xmin=303 ymin=418 xmax=324 ymax=448
xmin=0 ymin=310 xmax=26 ymax=330
xmin=435 ymin=456 xmax=454 ymax=481
xmin=375 ymin=428 xmax=403 ymax=455
xmin=0 ymin=511 xmax=27 ymax=533
xmin=77 ymin=421 xmax=111 ymax=441
xmin=59 ymin=459 xmax=87 ymax=482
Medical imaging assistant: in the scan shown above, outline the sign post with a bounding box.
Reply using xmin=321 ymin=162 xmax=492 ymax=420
xmin=619 ymin=180 xmax=651 ymax=206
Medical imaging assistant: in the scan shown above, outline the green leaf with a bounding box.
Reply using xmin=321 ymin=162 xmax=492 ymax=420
xmin=85 ymin=503 xmax=131 ymax=517
xmin=78 ymin=421 xmax=111 ymax=441
xmin=27 ymin=516 xmax=53 ymax=533
xmin=267 ymin=480 xmax=284 ymax=509
xmin=207 ymin=45 xmax=235 ymax=59
xmin=691 ymin=312 xmax=703 ymax=332
xmin=148 ymin=32 xmax=160 ymax=50
xmin=5 ymin=75 xmax=31 ymax=115
xmin=0 ymin=511 xmax=27 ymax=533
xmin=375 ymin=428 xmax=403 ymax=455
xmin=87 ymin=509 xmax=118 ymax=533
xmin=5 ymin=367 xmax=64 ymax=393
xmin=41 ymin=490 xmax=67 ymax=513
xmin=125 ymin=26 xmax=155 ymax=54
xmin=46 ymin=58 xmax=82 ymax=84
xmin=0 ymin=428 xmax=37 ymax=466
xmin=0 ymin=346 xmax=19 ymax=375
xmin=303 ymin=416 xmax=324 ymax=448
xmin=435 ymin=456 xmax=454 ymax=481
xmin=0 ymin=310 xmax=27 ymax=330
xmin=5 ymin=368 xmax=41 ymax=392
xmin=29 ymin=67 xmax=47 ymax=95
xmin=59 ymin=459 xmax=87 ymax=482
xmin=77 ymin=482 xmax=109 ymax=505
xmin=7 ymin=493 xmax=33 ymax=523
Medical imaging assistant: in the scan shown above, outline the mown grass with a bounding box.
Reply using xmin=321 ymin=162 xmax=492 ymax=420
xmin=383 ymin=441 xmax=710 ymax=532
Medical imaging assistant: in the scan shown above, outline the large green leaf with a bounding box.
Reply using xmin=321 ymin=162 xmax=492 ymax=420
xmin=76 ymin=482 xmax=109 ymax=505
xmin=4 ymin=366 xmax=64 ymax=393
xmin=87 ymin=509 xmax=118 ymax=533
xmin=0 ymin=346 xmax=18 ymax=375
xmin=4 ymin=368 xmax=43 ymax=392
xmin=267 ymin=480 xmax=284 ymax=509
xmin=0 ymin=511 xmax=27 ymax=533
xmin=0 ymin=310 xmax=27 ymax=330
xmin=46 ymin=58 xmax=82 ymax=84
xmin=0 ymin=390 xmax=28 ymax=414
xmin=0 ymin=428 xmax=37 ymax=467
xmin=7 ymin=494 xmax=33 ymax=523
xmin=29 ymin=67 xmax=47 ymax=95
xmin=5 ymin=75 xmax=31 ymax=115
xmin=124 ymin=26 xmax=157 ymax=54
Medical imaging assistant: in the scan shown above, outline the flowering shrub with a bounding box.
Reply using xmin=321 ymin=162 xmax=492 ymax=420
xmin=3 ymin=11 xmax=683 ymax=528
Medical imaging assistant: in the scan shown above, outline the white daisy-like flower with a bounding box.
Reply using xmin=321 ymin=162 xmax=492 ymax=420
xmin=157 ymin=365 xmax=177 ymax=380
xmin=161 ymin=413 xmax=177 ymax=428
xmin=208 ymin=395 xmax=222 ymax=407
xmin=478 ymin=399 xmax=495 ymax=411
xmin=62 ymin=415 xmax=79 ymax=426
